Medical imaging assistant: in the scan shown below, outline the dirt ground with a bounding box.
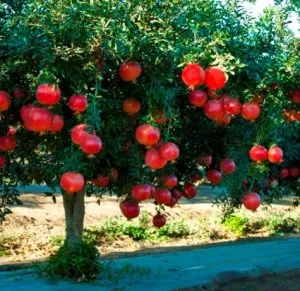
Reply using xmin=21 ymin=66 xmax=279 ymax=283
xmin=183 ymin=269 xmax=300 ymax=291
xmin=0 ymin=192 xmax=299 ymax=265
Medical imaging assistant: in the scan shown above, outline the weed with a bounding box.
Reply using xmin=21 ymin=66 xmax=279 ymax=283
xmin=157 ymin=220 xmax=190 ymax=238
xmin=42 ymin=241 xmax=100 ymax=281
xmin=49 ymin=235 xmax=64 ymax=247
xmin=267 ymin=214 xmax=300 ymax=235
xmin=223 ymin=214 xmax=248 ymax=236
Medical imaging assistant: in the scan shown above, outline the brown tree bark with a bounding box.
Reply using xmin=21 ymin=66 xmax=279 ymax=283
xmin=62 ymin=188 xmax=85 ymax=248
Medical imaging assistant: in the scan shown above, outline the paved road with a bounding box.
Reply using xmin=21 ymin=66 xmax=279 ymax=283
xmin=0 ymin=237 xmax=299 ymax=291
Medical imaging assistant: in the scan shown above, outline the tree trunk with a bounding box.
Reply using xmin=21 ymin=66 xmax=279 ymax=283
xmin=62 ymin=188 xmax=85 ymax=248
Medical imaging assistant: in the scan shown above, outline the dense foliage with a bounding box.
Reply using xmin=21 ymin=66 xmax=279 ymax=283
xmin=0 ymin=0 xmax=299 ymax=224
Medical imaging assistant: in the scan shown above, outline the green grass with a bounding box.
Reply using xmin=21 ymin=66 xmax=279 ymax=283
xmin=223 ymin=214 xmax=249 ymax=237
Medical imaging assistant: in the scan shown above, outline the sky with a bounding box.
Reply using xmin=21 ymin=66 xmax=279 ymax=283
xmin=243 ymin=0 xmax=300 ymax=36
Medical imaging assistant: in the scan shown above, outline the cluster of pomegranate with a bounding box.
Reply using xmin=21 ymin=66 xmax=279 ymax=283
xmin=249 ymin=145 xmax=283 ymax=164
xmin=280 ymin=166 xmax=300 ymax=179
xmin=71 ymin=124 xmax=102 ymax=155
xmin=181 ymin=64 xmax=261 ymax=126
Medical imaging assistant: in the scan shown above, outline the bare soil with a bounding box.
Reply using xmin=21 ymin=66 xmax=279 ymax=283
xmin=182 ymin=269 xmax=300 ymax=291
xmin=0 ymin=193 xmax=299 ymax=265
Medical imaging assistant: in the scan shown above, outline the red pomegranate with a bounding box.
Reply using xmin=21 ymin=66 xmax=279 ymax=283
xmin=80 ymin=135 xmax=102 ymax=155
xmin=60 ymin=172 xmax=85 ymax=193
xmin=242 ymin=192 xmax=261 ymax=211
xmin=206 ymin=169 xmax=222 ymax=184
xmin=241 ymin=103 xmax=261 ymax=121
xmin=223 ymin=97 xmax=241 ymax=116
xmin=188 ymin=90 xmax=208 ymax=107
xmin=131 ymin=184 xmax=152 ymax=201
xmin=163 ymin=175 xmax=178 ymax=188
xmin=289 ymin=167 xmax=300 ymax=178
xmin=251 ymin=95 xmax=263 ymax=104
xmin=268 ymin=146 xmax=283 ymax=164
xmin=159 ymin=142 xmax=180 ymax=161
xmin=71 ymin=124 xmax=90 ymax=145
xmin=26 ymin=107 xmax=53 ymax=132
xmin=153 ymin=110 xmax=168 ymax=124
xmin=119 ymin=61 xmax=141 ymax=81
xmin=220 ymin=159 xmax=236 ymax=174
xmin=203 ymin=100 xmax=224 ymax=120
xmin=20 ymin=104 xmax=35 ymax=121
xmin=150 ymin=184 xmax=156 ymax=197
xmin=0 ymin=91 xmax=11 ymax=112
xmin=181 ymin=64 xmax=205 ymax=88
xmin=154 ymin=188 xmax=172 ymax=204
xmin=36 ymin=84 xmax=61 ymax=106
xmin=0 ymin=135 xmax=16 ymax=152
xmin=153 ymin=214 xmax=166 ymax=228
xmin=92 ymin=175 xmax=109 ymax=187
xmin=145 ymin=148 xmax=167 ymax=169
xmin=183 ymin=183 xmax=197 ymax=199
xmin=198 ymin=155 xmax=212 ymax=167
xmin=172 ymin=189 xmax=183 ymax=200
xmin=290 ymin=89 xmax=300 ymax=104
xmin=215 ymin=114 xmax=231 ymax=126
xmin=0 ymin=156 xmax=6 ymax=168
xmin=120 ymin=200 xmax=140 ymax=219
xmin=69 ymin=94 xmax=87 ymax=112
xmin=204 ymin=67 xmax=227 ymax=90
xmin=135 ymin=124 xmax=160 ymax=146
xmin=13 ymin=88 xmax=27 ymax=99
xmin=122 ymin=98 xmax=141 ymax=115
xmin=165 ymin=197 xmax=178 ymax=207
xmin=279 ymin=168 xmax=289 ymax=179
xmin=249 ymin=145 xmax=268 ymax=162
xmin=51 ymin=115 xmax=64 ymax=132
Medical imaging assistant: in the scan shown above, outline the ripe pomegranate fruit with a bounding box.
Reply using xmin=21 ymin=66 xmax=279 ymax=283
xmin=203 ymin=100 xmax=224 ymax=120
xmin=80 ymin=135 xmax=102 ymax=155
xmin=0 ymin=156 xmax=6 ymax=168
xmin=26 ymin=107 xmax=53 ymax=132
xmin=290 ymin=89 xmax=300 ymax=104
xmin=188 ymin=90 xmax=208 ymax=107
xmin=60 ymin=172 xmax=85 ymax=193
xmin=153 ymin=110 xmax=168 ymax=124
xmin=183 ymin=183 xmax=197 ymax=199
xmin=289 ymin=166 xmax=300 ymax=178
xmin=251 ymin=95 xmax=263 ymax=104
xmin=154 ymin=188 xmax=172 ymax=204
xmin=51 ymin=115 xmax=64 ymax=132
xmin=241 ymin=103 xmax=261 ymax=121
xmin=131 ymin=184 xmax=152 ymax=201
xmin=181 ymin=64 xmax=205 ymax=88
xmin=71 ymin=124 xmax=90 ymax=145
xmin=242 ymin=192 xmax=261 ymax=211
xmin=69 ymin=94 xmax=87 ymax=112
xmin=249 ymin=145 xmax=268 ymax=162
xmin=172 ymin=189 xmax=183 ymax=200
xmin=92 ymin=175 xmax=109 ymax=187
xmin=120 ymin=200 xmax=140 ymax=219
xmin=119 ymin=61 xmax=141 ymax=81
xmin=215 ymin=114 xmax=231 ymax=126
xmin=163 ymin=175 xmax=178 ymax=188
xmin=206 ymin=169 xmax=222 ymax=184
xmin=0 ymin=91 xmax=11 ymax=112
xmin=204 ymin=67 xmax=227 ymax=90
xmin=223 ymin=97 xmax=241 ymax=116
xmin=145 ymin=148 xmax=167 ymax=169
xmin=159 ymin=142 xmax=180 ymax=161
xmin=122 ymin=98 xmax=141 ymax=115
xmin=36 ymin=84 xmax=61 ymax=106
xmin=220 ymin=159 xmax=236 ymax=174
xmin=0 ymin=135 xmax=16 ymax=152
xmin=268 ymin=146 xmax=283 ymax=164
xmin=153 ymin=214 xmax=166 ymax=228
xmin=279 ymin=168 xmax=289 ymax=179
xmin=198 ymin=155 xmax=212 ymax=167
xmin=135 ymin=124 xmax=160 ymax=146
xmin=165 ymin=197 xmax=178 ymax=207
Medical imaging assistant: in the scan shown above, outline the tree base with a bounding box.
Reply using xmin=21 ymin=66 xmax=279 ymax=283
xmin=43 ymin=241 xmax=100 ymax=281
